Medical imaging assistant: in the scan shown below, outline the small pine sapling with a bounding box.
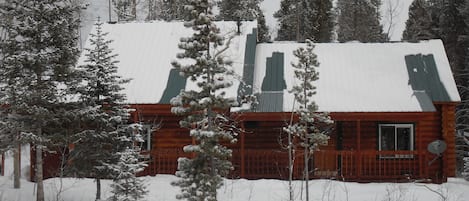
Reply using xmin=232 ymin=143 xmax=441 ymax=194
xmin=283 ymin=39 xmax=332 ymax=201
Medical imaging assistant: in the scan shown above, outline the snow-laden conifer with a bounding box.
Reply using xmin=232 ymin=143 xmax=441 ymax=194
xmin=113 ymin=0 xmax=137 ymax=22
xmin=218 ymin=0 xmax=270 ymax=41
xmin=402 ymin=0 xmax=435 ymax=41
xmin=170 ymin=0 xmax=242 ymax=200
xmin=274 ymin=0 xmax=333 ymax=42
xmin=107 ymin=124 xmax=148 ymax=201
xmin=70 ymin=18 xmax=132 ymax=201
xmin=0 ymin=0 xmax=82 ymax=200
xmin=151 ymin=0 xmax=189 ymax=21
xmin=283 ymin=39 xmax=332 ymax=201
xmin=336 ymin=0 xmax=385 ymax=42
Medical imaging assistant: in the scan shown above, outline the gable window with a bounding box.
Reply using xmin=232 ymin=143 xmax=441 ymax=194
xmin=378 ymin=124 xmax=414 ymax=158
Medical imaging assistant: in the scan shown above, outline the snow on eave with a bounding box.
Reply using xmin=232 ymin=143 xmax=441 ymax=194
xmin=253 ymin=39 xmax=460 ymax=113
xmin=77 ymin=20 xmax=257 ymax=105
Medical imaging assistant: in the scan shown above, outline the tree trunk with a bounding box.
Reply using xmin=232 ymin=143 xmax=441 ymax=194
xmin=36 ymin=143 xmax=44 ymax=201
xmin=96 ymin=178 xmax=101 ymax=201
xmin=132 ymin=0 xmax=137 ymax=19
xmin=13 ymin=143 xmax=20 ymax=188
xmin=304 ymin=144 xmax=309 ymax=201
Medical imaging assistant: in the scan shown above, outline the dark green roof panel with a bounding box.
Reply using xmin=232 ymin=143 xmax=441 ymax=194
xmin=405 ymin=54 xmax=450 ymax=102
xmin=159 ymin=69 xmax=186 ymax=104
xmin=261 ymin=52 xmax=286 ymax=91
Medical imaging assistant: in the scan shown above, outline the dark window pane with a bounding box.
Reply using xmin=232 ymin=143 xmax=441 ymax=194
xmin=397 ymin=127 xmax=411 ymax=150
xmin=380 ymin=126 xmax=395 ymax=150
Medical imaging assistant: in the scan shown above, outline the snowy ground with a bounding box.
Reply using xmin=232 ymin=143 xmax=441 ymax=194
xmin=1 ymin=146 xmax=469 ymax=201
xmin=1 ymin=174 xmax=469 ymax=201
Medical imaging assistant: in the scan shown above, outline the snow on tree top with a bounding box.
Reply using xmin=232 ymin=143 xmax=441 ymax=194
xmin=254 ymin=40 xmax=460 ymax=112
xmin=78 ymin=20 xmax=257 ymax=104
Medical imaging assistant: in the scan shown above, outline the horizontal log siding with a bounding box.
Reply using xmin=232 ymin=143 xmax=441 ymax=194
xmin=441 ymin=104 xmax=457 ymax=178
xmin=130 ymin=104 xmax=456 ymax=182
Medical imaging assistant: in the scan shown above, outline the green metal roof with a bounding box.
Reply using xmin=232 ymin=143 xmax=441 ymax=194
xmin=159 ymin=69 xmax=186 ymax=104
xmin=256 ymin=52 xmax=286 ymax=112
xmin=261 ymin=52 xmax=287 ymax=91
xmin=237 ymin=28 xmax=257 ymax=101
xmin=405 ymin=54 xmax=451 ymax=102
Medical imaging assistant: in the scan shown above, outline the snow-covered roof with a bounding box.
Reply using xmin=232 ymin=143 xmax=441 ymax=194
xmin=254 ymin=40 xmax=460 ymax=112
xmin=78 ymin=21 xmax=257 ymax=104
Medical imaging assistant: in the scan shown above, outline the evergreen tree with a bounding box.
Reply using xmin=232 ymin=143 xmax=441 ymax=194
xmin=274 ymin=0 xmax=333 ymax=42
xmin=0 ymin=1 xmax=81 ymax=201
xmin=454 ymin=0 xmax=469 ymax=176
xmin=218 ymin=0 xmax=258 ymax=21
xmin=464 ymin=156 xmax=469 ymax=181
xmin=170 ymin=0 xmax=241 ymax=200
xmin=153 ymin=0 xmax=189 ymax=21
xmin=274 ymin=0 xmax=297 ymax=41
xmin=336 ymin=0 xmax=385 ymax=42
xmin=283 ymin=40 xmax=331 ymax=201
xmin=402 ymin=0 xmax=435 ymax=41
xmin=70 ymin=19 xmax=132 ymax=201
xmin=313 ymin=0 xmax=334 ymax=42
xmin=113 ymin=0 xmax=137 ymax=22
xmin=218 ymin=0 xmax=270 ymax=39
xmin=107 ymin=124 xmax=148 ymax=201
xmin=256 ymin=8 xmax=272 ymax=43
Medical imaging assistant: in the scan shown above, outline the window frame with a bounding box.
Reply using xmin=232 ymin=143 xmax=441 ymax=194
xmin=378 ymin=123 xmax=415 ymax=159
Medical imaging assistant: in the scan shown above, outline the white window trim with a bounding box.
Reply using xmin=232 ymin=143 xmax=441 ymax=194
xmin=378 ymin=123 xmax=414 ymax=159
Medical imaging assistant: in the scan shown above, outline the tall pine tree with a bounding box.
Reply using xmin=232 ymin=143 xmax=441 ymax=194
xmin=70 ymin=19 xmax=132 ymax=201
xmin=274 ymin=0 xmax=333 ymax=42
xmin=336 ymin=0 xmax=385 ymax=42
xmin=170 ymin=0 xmax=241 ymax=200
xmin=0 ymin=1 xmax=81 ymax=201
xmin=402 ymin=0 xmax=436 ymax=41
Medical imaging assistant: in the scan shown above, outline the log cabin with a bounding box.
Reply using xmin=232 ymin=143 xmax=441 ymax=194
xmin=30 ymin=21 xmax=460 ymax=183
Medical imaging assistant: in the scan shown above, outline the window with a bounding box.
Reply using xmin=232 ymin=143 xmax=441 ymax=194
xmin=139 ymin=124 xmax=152 ymax=152
xmin=378 ymin=124 xmax=414 ymax=158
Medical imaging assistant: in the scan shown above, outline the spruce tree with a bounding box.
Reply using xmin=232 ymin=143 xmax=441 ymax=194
xmin=113 ymin=0 xmax=137 ymax=22
xmin=283 ymin=40 xmax=331 ymax=201
xmin=464 ymin=156 xmax=469 ymax=181
xmin=402 ymin=0 xmax=435 ymax=41
xmin=274 ymin=0 xmax=297 ymax=41
xmin=256 ymin=8 xmax=272 ymax=43
xmin=218 ymin=0 xmax=269 ymax=39
xmin=454 ymin=0 xmax=469 ymax=176
xmin=336 ymin=0 xmax=385 ymax=42
xmin=153 ymin=0 xmax=189 ymax=21
xmin=170 ymin=0 xmax=241 ymax=200
xmin=0 ymin=1 xmax=81 ymax=201
xmin=274 ymin=0 xmax=333 ymax=42
xmin=70 ymin=19 xmax=132 ymax=201
xmin=107 ymin=124 xmax=148 ymax=201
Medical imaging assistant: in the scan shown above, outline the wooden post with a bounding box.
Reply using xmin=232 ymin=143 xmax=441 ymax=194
xmin=417 ymin=121 xmax=424 ymax=178
xmin=356 ymin=120 xmax=361 ymax=178
xmin=240 ymin=123 xmax=246 ymax=178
